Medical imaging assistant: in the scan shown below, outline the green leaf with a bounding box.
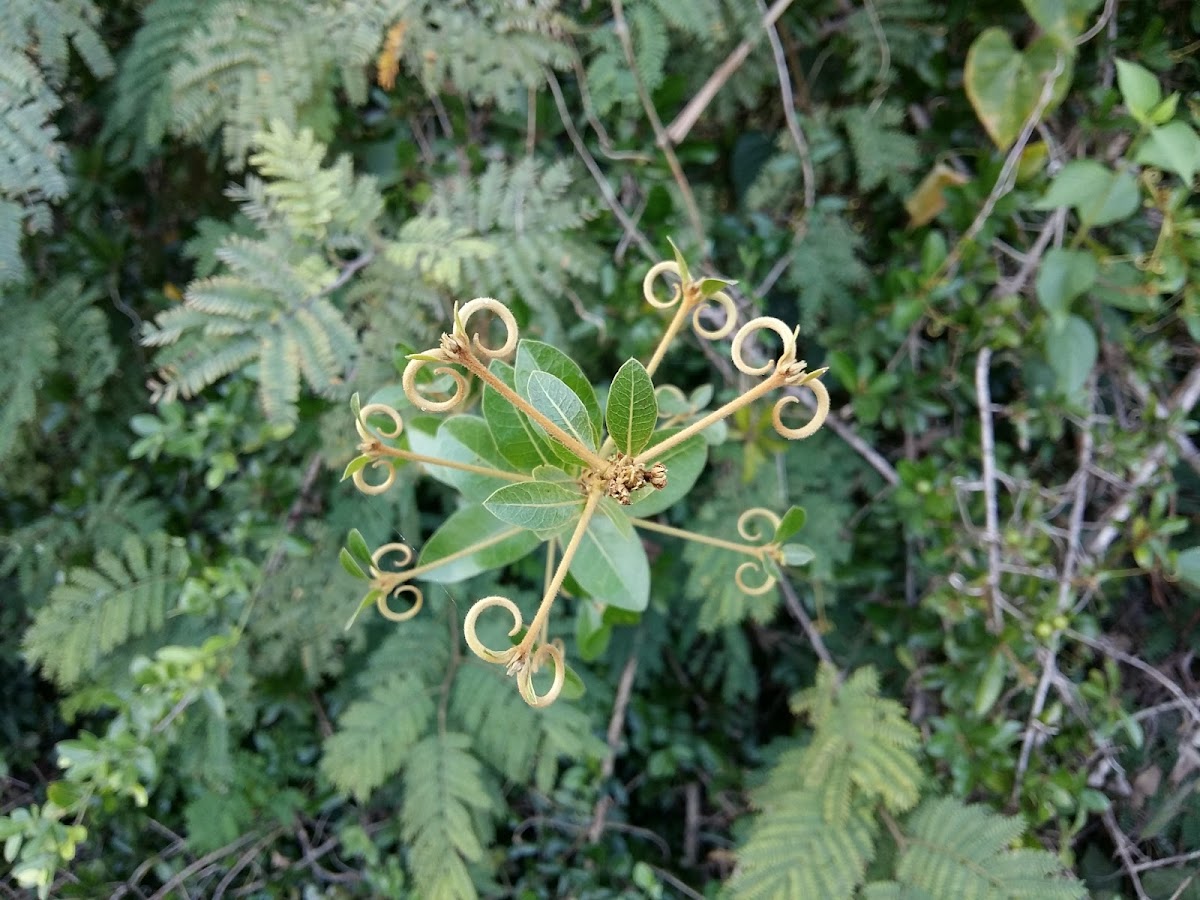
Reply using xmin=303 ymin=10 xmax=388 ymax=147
xmin=346 ymin=529 xmax=373 ymax=571
xmin=655 ymin=385 xmax=691 ymax=417
xmin=666 ymin=236 xmax=691 ymax=284
xmin=569 ymin=511 xmax=650 ymax=612
xmin=483 ymin=360 xmax=558 ymax=472
xmin=606 ymin=358 xmax=658 ymax=456
xmin=415 ymin=505 xmax=541 ymax=583
xmin=697 ymin=276 xmax=736 ymax=297
xmin=1115 ymin=58 xmax=1162 ymax=122
xmin=1021 ymin=0 xmax=1103 ymax=45
xmin=1035 ymin=248 xmax=1098 ymax=329
xmin=339 ymin=548 xmax=368 ymax=580
xmin=974 ymin=651 xmax=1007 ymax=716
xmin=774 ymin=506 xmax=808 ymax=543
xmin=964 ymin=29 xmax=1072 ymax=150
xmin=560 ymin=665 xmax=586 ymax=700
xmin=1175 ymin=546 xmax=1200 ymax=589
xmin=484 ymin=481 xmax=586 ymax=537
xmin=780 ymin=544 xmax=815 ymax=566
xmin=526 ymin=371 xmax=598 ymax=462
xmin=514 ymin=340 xmax=602 ymax=443
xmin=575 ymin=602 xmax=613 ymax=662
xmin=1045 ymin=315 xmax=1098 ymax=395
xmin=340 ymin=455 xmax=371 ymax=482
xmin=628 ymin=429 xmax=708 ymax=516
xmin=432 ymin=416 xmax=522 ymax=502
xmin=1136 ymin=121 xmax=1200 ymax=185
xmin=46 ymin=782 xmax=84 ymax=811
xmin=1034 ymin=160 xmax=1140 ymax=228
xmin=344 ymin=590 xmax=381 ymax=631
xmin=349 ymin=391 xmax=362 ymax=420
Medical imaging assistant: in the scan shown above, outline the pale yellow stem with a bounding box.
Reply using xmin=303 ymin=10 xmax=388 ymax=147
xmin=631 ymin=517 xmax=769 ymax=558
xmin=378 ymin=526 xmax=526 ymax=586
xmin=518 ymin=489 xmax=602 ymax=654
xmin=634 ymin=371 xmax=785 ymax=465
xmin=645 ymin=298 xmax=692 ymax=378
xmin=460 ymin=354 xmax=610 ymax=472
xmin=375 ymin=445 xmax=531 ymax=483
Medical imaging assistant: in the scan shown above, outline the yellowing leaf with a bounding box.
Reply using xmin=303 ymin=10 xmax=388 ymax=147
xmin=904 ymin=164 xmax=969 ymax=228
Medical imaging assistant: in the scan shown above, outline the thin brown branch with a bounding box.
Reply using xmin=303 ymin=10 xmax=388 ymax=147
xmin=778 ymin=573 xmax=835 ymax=667
xmin=1101 ymin=806 xmax=1151 ymax=900
xmin=666 ymin=0 xmax=798 ymax=145
xmin=757 ymin=0 xmax=814 ymax=210
xmin=588 ymin=649 xmax=639 ymax=842
xmin=610 ymin=0 xmax=706 ymax=250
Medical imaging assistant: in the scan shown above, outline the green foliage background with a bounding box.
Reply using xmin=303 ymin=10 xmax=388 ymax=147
xmin=3 ymin=0 xmax=1200 ymax=897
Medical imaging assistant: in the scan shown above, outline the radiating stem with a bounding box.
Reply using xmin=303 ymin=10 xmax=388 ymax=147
xmin=380 ymin=526 xmax=526 ymax=585
xmin=518 ymin=489 xmax=602 ymax=654
xmin=631 ymin=517 xmax=770 ymax=558
xmin=645 ymin=299 xmax=692 ymax=378
xmin=375 ymin=445 xmax=531 ymax=483
xmin=634 ymin=371 xmax=784 ymax=465
xmin=460 ymin=353 xmax=610 ymax=472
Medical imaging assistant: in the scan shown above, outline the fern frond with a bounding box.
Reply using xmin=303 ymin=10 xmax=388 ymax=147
xmin=247 ymin=120 xmax=383 ymax=239
xmin=416 ymin=158 xmax=602 ymax=343
xmin=320 ymin=672 xmax=434 ymax=802
xmin=840 ymin=103 xmax=921 ymax=194
xmin=143 ymin=235 xmax=355 ymax=427
xmin=729 ymin=783 xmax=877 ymax=900
xmin=385 ymin=217 xmax=498 ymax=290
xmin=22 ymin=533 xmax=190 ymax=687
xmin=105 ymin=0 xmax=221 ymax=152
xmin=791 ymin=665 xmax=922 ymax=824
xmin=401 ymin=732 xmax=497 ymax=900
xmin=399 ymin=0 xmax=573 ymax=113
xmin=449 ymin=663 xmax=604 ymax=790
xmin=0 ymin=292 xmax=59 ymax=462
xmin=169 ymin=0 xmax=332 ymax=166
xmin=866 ymin=797 xmax=1087 ymax=899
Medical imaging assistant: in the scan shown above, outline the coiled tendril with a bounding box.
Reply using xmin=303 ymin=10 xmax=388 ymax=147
xmin=402 ymin=297 xmax=519 ymax=412
xmin=353 ymin=403 xmax=405 ymax=495
xmin=463 ymin=595 xmax=564 ymax=707
xmin=370 ymin=543 xmax=423 ymax=622
xmin=729 ymin=317 xmax=830 ymax=440
xmin=642 ymin=260 xmax=737 ymax=341
xmin=735 ymin=508 xmax=782 ymax=595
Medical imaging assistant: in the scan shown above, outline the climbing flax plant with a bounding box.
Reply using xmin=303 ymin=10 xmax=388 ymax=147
xmin=339 ymin=244 xmax=830 ymax=707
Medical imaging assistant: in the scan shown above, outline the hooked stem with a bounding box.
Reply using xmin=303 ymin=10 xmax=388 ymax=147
xmin=374 ymin=444 xmax=531 ymax=483
xmin=377 ymin=526 xmax=527 ymax=587
xmin=631 ymin=517 xmax=774 ymax=559
xmin=517 ymin=488 xmax=602 ymax=655
xmin=459 ymin=353 xmax=610 ymax=472
xmin=634 ymin=370 xmax=785 ymax=465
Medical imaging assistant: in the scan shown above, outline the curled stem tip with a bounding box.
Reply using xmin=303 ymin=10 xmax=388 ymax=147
xmin=773 ymin=377 xmax=830 ymax=440
xmin=463 ymin=594 xmax=566 ymax=707
xmin=731 ymin=316 xmax=797 ymax=377
xmin=370 ymin=543 xmax=423 ymax=621
xmin=401 ymin=352 xmax=470 ymax=413
xmin=692 ymin=290 xmax=737 ymax=340
xmin=455 ymin=296 xmax=519 ymax=360
xmin=738 ymin=507 xmax=782 ymax=542
xmin=642 ymin=261 xmax=684 ymax=309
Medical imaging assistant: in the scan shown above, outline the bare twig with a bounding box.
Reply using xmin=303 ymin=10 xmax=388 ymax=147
xmin=1101 ymin=806 xmax=1151 ymax=900
xmin=1088 ymin=364 xmax=1200 ymax=556
xmin=650 ymin=866 xmax=707 ymax=900
xmin=545 ymin=71 xmax=656 ymax=261
xmin=587 ymin=650 xmax=639 ymax=842
xmin=757 ymin=0 xmax=814 ymax=210
xmin=929 ymin=53 xmax=1066 ymax=286
xmin=778 ymin=574 xmax=835 ymax=667
xmin=610 ymin=0 xmax=706 ymax=249
xmin=148 ymin=832 xmax=262 ymax=900
xmin=1076 ymin=0 xmax=1118 ymax=45
xmin=992 ymin=208 xmax=1066 ymax=299
xmin=1068 ymin=630 xmax=1200 ymax=726
xmin=975 ymin=347 xmax=1005 ymax=633
xmin=666 ymin=0 xmax=798 ymax=145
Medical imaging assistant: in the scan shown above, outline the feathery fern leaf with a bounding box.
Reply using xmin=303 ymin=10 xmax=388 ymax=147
xmin=841 ymin=103 xmax=921 ymax=195
xmin=169 ymin=0 xmax=336 ymax=166
xmin=398 ymin=0 xmax=573 ymax=113
xmin=791 ymin=664 xmax=922 ymax=824
xmin=0 ymin=294 xmax=58 ymax=462
xmin=104 ymin=0 xmax=221 ymax=154
xmin=23 ymin=533 xmax=190 ymax=687
xmin=449 ymin=663 xmax=604 ymax=791
xmin=320 ymin=672 xmax=434 ymax=802
xmin=401 ymin=732 xmax=498 ymax=900
xmin=0 ymin=1 xmax=113 ymax=277
xmin=415 ymin=159 xmax=601 ymax=343
xmin=864 ymin=797 xmax=1087 ymax=899
xmin=143 ymin=234 xmax=356 ymax=427
xmin=730 ymin=780 xmax=878 ymax=900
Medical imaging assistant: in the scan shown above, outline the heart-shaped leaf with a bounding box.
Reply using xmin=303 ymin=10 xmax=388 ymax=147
xmin=965 ymin=29 xmax=1072 ymax=150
